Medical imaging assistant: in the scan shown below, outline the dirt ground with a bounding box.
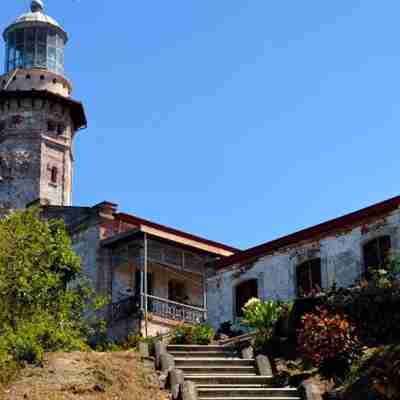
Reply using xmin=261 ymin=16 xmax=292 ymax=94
xmin=0 ymin=351 xmax=169 ymax=400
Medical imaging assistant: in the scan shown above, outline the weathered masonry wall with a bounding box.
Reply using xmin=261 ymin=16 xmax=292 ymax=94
xmin=206 ymin=208 xmax=400 ymax=329
xmin=0 ymin=94 xmax=76 ymax=212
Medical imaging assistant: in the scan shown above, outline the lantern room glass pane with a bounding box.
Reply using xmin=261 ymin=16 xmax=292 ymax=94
xmin=26 ymin=28 xmax=35 ymax=44
xmin=37 ymin=44 xmax=47 ymax=67
xmin=48 ymin=46 xmax=56 ymax=61
xmin=16 ymin=29 xmax=24 ymax=45
xmin=48 ymin=29 xmax=57 ymax=46
xmin=15 ymin=45 xmax=24 ymax=68
xmin=8 ymin=44 xmax=15 ymax=62
xmin=8 ymin=31 xmax=16 ymax=46
xmin=37 ymin=28 xmax=47 ymax=44
xmin=5 ymin=26 xmax=65 ymax=74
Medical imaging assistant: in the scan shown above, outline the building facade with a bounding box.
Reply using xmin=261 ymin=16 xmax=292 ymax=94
xmin=206 ymin=197 xmax=400 ymax=329
xmin=2 ymin=2 xmax=400 ymax=339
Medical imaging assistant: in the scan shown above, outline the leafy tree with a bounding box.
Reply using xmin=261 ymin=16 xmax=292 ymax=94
xmin=0 ymin=208 xmax=105 ymax=373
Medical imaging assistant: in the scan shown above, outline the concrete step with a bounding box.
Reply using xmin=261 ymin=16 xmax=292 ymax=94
xmin=175 ymin=358 xmax=254 ymax=367
xmin=169 ymin=351 xmax=236 ymax=358
xmin=197 ymin=398 xmax=301 ymax=400
xmin=197 ymin=385 xmax=270 ymax=389
xmin=167 ymin=345 xmax=227 ymax=352
xmin=197 ymin=387 xmax=299 ymax=398
xmin=184 ymin=375 xmax=274 ymax=385
xmin=180 ymin=365 xmax=257 ymax=375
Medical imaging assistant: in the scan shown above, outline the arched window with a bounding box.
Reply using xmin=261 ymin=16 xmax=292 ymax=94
xmin=50 ymin=166 xmax=58 ymax=184
xmin=235 ymin=279 xmax=258 ymax=317
xmin=363 ymin=236 xmax=391 ymax=279
xmin=296 ymin=258 xmax=322 ymax=297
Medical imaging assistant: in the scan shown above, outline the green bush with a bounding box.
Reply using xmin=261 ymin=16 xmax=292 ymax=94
xmin=170 ymin=324 xmax=215 ymax=345
xmin=121 ymin=333 xmax=160 ymax=355
xmin=242 ymin=298 xmax=282 ymax=337
xmin=0 ymin=208 xmax=106 ymax=377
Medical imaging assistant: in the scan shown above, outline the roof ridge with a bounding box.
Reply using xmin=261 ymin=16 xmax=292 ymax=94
xmin=215 ymin=195 xmax=400 ymax=269
xmin=116 ymin=212 xmax=240 ymax=254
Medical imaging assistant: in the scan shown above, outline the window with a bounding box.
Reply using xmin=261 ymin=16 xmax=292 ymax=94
xmin=235 ymin=279 xmax=258 ymax=317
xmin=168 ymin=280 xmax=188 ymax=304
xmin=296 ymin=258 xmax=322 ymax=297
xmin=50 ymin=167 xmax=58 ymax=184
xmin=363 ymin=236 xmax=391 ymax=279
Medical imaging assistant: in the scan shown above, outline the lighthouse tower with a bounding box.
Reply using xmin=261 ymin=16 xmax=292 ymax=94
xmin=0 ymin=0 xmax=86 ymax=212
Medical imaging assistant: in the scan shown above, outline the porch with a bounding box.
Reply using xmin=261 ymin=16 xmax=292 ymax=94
xmin=102 ymin=229 xmax=211 ymax=337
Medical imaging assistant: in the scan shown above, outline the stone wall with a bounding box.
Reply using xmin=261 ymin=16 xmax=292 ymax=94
xmin=0 ymin=93 xmax=76 ymax=211
xmin=206 ymin=208 xmax=400 ymax=329
xmin=0 ymin=69 xmax=72 ymax=97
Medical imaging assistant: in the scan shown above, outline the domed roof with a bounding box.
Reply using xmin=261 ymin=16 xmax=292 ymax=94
xmin=13 ymin=11 xmax=61 ymax=29
xmin=3 ymin=1 xmax=67 ymax=42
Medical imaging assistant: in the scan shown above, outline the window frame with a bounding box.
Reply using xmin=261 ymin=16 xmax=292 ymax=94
xmin=296 ymin=258 xmax=322 ymax=298
xmin=234 ymin=278 xmax=259 ymax=318
xmin=362 ymin=235 xmax=391 ymax=279
xmin=50 ymin=166 xmax=58 ymax=184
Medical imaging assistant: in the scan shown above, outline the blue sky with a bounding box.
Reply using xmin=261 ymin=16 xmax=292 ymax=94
xmin=2 ymin=1 xmax=400 ymax=249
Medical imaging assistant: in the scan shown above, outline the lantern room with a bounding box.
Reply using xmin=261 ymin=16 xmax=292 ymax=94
xmin=3 ymin=1 xmax=68 ymax=76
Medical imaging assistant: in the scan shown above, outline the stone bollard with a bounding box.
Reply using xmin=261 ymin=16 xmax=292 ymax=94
xmin=159 ymin=353 xmax=176 ymax=389
xmin=138 ymin=341 xmax=150 ymax=358
xmin=241 ymin=346 xmax=254 ymax=359
xmin=256 ymin=354 xmax=273 ymax=376
xmin=170 ymin=369 xmax=185 ymax=400
xmin=300 ymin=380 xmax=323 ymax=400
xmin=182 ymin=381 xmax=198 ymax=400
xmin=160 ymin=353 xmax=175 ymax=372
xmin=155 ymin=341 xmax=167 ymax=370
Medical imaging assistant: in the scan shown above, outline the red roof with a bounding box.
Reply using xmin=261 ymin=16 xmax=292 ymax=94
xmin=215 ymin=195 xmax=400 ymax=270
xmin=116 ymin=212 xmax=240 ymax=254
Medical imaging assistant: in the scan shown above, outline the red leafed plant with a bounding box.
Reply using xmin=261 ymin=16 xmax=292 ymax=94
xmin=297 ymin=306 xmax=361 ymax=381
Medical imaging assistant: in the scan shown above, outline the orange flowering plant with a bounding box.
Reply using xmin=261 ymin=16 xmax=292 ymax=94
xmin=297 ymin=306 xmax=361 ymax=380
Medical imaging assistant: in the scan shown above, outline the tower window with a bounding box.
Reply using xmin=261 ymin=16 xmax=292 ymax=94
xmin=50 ymin=167 xmax=58 ymax=184
xmin=296 ymin=258 xmax=322 ymax=297
xmin=363 ymin=236 xmax=391 ymax=279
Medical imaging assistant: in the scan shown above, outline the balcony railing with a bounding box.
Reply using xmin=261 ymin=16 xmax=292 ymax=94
xmin=146 ymin=294 xmax=206 ymax=324
xmin=108 ymin=294 xmax=206 ymax=325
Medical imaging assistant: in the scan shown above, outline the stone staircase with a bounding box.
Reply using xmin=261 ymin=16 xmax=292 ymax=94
xmin=167 ymin=344 xmax=301 ymax=400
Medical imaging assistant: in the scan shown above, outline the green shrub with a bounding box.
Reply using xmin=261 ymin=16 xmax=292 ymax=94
xmin=170 ymin=324 xmax=215 ymax=345
xmin=0 ymin=208 xmax=106 ymax=379
xmin=242 ymin=298 xmax=282 ymax=337
xmin=121 ymin=333 xmax=159 ymax=355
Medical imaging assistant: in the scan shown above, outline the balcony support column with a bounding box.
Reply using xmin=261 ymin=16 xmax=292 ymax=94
xmin=144 ymin=232 xmax=149 ymax=337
